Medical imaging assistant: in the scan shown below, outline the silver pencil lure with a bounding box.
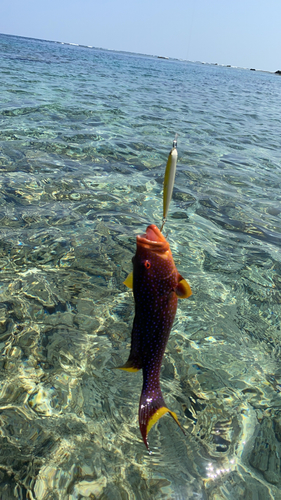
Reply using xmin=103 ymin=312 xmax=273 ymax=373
xmin=160 ymin=135 xmax=178 ymax=231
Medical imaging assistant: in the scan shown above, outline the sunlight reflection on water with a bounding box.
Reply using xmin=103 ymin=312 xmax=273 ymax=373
xmin=0 ymin=32 xmax=281 ymax=499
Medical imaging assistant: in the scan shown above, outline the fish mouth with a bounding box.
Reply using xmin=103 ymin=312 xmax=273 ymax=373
xmin=137 ymin=224 xmax=170 ymax=253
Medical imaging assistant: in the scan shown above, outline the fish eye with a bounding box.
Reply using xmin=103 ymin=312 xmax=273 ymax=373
xmin=144 ymin=260 xmax=151 ymax=269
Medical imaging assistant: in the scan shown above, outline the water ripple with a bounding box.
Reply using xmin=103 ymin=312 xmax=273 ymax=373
xmin=0 ymin=32 xmax=281 ymax=499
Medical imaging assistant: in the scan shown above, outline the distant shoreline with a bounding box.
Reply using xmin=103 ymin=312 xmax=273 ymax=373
xmin=0 ymin=31 xmax=279 ymax=75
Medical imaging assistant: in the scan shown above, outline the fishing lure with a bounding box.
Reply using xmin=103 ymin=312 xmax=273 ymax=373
xmin=161 ymin=135 xmax=178 ymax=231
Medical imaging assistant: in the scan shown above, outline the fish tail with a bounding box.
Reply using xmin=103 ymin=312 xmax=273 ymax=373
xmin=139 ymin=385 xmax=185 ymax=452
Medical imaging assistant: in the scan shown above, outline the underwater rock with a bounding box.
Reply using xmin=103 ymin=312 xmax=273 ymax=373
xmin=99 ymin=482 xmax=129 ymax=500
xmin=171 ymin=211 xmax=189 ymax=220
xmin=274 ymin=416 xmax=281 ymax=442
xmin=17 ymin=326 xmax=40 ymax=358
xmin=195 ymin=402 xmax=241 ymax=458
xmin=22 ymin=278 xmax=56 ymax=308
xmin=0 ymin=468 xmax=19 ymax=500
xmin=0 ymin=421 xmax=57 ymax=499
xmin=249 ymin=417 xmax=280 ymax=485
xmin=207 ymin=469 xmax=274 ymax=500
xmin=0 ymin=307 xmax=8 ymax=335
xmin=70 ymin=476 xmax=107 ymax=499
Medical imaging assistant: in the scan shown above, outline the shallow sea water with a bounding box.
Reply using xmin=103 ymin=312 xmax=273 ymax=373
xmin=0 ymin=33 xmax=281 ymax=499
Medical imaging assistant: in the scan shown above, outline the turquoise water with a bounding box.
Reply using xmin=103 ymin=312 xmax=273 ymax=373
xmin=0 ymin=32 xmax=281 ymax=499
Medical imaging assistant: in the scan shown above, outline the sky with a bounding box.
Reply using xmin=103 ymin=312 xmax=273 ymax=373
xmin=1 ymin=0 xmax=280 ymax=72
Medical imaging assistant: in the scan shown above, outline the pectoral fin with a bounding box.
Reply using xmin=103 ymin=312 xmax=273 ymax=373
xmin=123 ymin=271 xmax=133 ymax=289
xmin=175 ymin=275 xmax=192 ymax=299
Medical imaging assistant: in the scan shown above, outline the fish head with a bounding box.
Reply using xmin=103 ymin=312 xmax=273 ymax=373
xmin=133 ymin=224 xmax=176 ymax=286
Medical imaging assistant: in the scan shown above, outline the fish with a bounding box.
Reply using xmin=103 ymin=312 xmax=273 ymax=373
xmin=119 ymin=224 xmax=192 ymax=452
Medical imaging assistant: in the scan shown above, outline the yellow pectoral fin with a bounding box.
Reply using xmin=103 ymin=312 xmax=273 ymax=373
xmin=175 ymin=278 xmax=192 ymax=299
xmin=123 ymin=271 xmax=133 ymax=289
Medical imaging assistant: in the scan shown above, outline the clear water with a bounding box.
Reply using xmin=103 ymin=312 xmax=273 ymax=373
xmin=0 ymin=32 xmax=281 ymax=499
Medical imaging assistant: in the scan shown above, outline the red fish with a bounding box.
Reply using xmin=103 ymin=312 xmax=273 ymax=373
xmin=119 ymin=224 xmax=192 ymax=452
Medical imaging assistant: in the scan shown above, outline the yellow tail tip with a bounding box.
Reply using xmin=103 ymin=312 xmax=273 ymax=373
xmin=146 ymin=407 xmax=183 ymax=436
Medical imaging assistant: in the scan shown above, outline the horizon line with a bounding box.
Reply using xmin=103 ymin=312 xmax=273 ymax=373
xmin=0 ymin=31 xmax=277 ymax=74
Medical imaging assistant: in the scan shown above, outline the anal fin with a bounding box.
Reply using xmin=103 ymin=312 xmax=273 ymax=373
xmin=116 ymin=359 xmax=140 ymax=372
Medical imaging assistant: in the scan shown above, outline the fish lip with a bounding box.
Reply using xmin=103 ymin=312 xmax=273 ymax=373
xmin=137 ymin=224 xmax=169 ymax=252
